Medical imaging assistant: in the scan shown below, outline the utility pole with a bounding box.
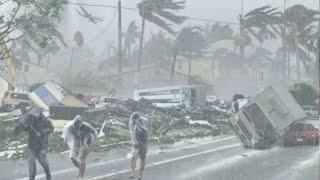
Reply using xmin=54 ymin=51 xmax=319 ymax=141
xmin=241 ymin=0 xmax=244 ymax=15
xmin=69 ymin=40 xmax=75 ymax=73
xmin=281 ymin=0 xmax=288 ymax=81
xmin=239 ymin=0 xmax=245 ymax=58
xmin=316 ymin=0 xmax=320 ymax=121
xmin=295 ymin=23 xmax=300 ymax=82
xmin=317 ymin=2 xmax=320 ymax=177
xmin=318 ymin=3 xmax=320 ymax=180
xmin=117 ymin=0 xmax=123 ymax=89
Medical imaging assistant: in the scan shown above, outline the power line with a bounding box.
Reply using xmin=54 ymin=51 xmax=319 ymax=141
xmin=84 ymin=8 xmax=118 ymax=46
xmin=62 ymin=1 xmax=239 ymax=26
xmin=188 ymin=17 xmax=238 ymax=25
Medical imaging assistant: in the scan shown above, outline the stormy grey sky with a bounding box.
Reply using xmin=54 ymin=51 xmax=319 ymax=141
xmin=59 ymin=0 xmax=320 ymax=57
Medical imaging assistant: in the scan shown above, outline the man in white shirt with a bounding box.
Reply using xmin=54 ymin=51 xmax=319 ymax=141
xmin=128 ymin=112 xmax=149 ymax=180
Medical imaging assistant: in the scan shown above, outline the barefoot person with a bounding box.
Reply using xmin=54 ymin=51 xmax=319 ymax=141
xmin=61 ymin=115 xmax=98 ymax=180
xmin=128 ymin=112 xmax=149 ymax=180
xmin=12 ymin=107 xmax=54 ymax=180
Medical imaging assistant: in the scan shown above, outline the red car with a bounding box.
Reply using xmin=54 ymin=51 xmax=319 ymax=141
xmin=283 ymin=120 xmax=320 ymax=146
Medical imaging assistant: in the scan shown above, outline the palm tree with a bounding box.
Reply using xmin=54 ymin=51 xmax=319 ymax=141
xmin=124 ymin=21 xmax=140 ymax=58
xmin=203 ymin=23 xmax=234 ymax=81
xmin=279 ymin=5 xmax=318 ymax=81
xmin=204 ymin=23 xmax=234 ymax=44
xmin=69 ymin=31 xmax=85 ymax=71
xmin=170 ymin=23 xmax=235 ymax=82
xmin=143 ymin=31 xmax=172 ymax=65
xmin=174 ymin=26 xmax=207 ymax=84
xmin=169 ymin=41 xmax=178 ymax=81
xmin=213 ymin=48 xmax=243 ymax=78
xmin=240 ymin=6 xmax=281 ymax=58
xmin=74 ymin=31 xmax=84 ymax=47
xmin=137 ymin=0 xmax=186 ymax=72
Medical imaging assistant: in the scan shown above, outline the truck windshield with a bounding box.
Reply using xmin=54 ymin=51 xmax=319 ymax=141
xmin=243 ymin=103 xmax=273 ymax=138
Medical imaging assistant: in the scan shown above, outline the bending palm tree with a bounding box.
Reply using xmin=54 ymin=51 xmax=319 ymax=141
xmin=279 ymin=5 xmax=318 ymax=81
xmin=239 ymin=6 xmax=281 ymax=58
xmin=137 ymin=0 xmax=186 ymax=72
xmin=124 ymin=21 xmax=140 ymax=58
xmin=174 ymin=26 xmax=207 ymax=84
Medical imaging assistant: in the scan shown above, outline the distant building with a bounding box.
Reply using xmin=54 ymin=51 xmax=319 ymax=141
xmin=73 ymin=65 xmax=209 ymax=98
xmin=174 ymin=57 xmax=293 ymax=98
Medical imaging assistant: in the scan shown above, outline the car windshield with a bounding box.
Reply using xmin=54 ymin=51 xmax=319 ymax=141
xmin=295 ymin=123 xmax=317 ymax=131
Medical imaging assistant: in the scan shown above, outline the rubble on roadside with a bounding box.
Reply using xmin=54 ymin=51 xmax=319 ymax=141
xmin=0 ymin=81 xmax=234 ymax=160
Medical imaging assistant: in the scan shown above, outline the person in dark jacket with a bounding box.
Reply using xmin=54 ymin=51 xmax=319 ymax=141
xmin=13 ymin=107 xmax=54 ymax=180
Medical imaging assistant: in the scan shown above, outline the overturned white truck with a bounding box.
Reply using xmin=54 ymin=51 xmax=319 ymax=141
xmin=229 ymin=86 xmax=307 ymax=149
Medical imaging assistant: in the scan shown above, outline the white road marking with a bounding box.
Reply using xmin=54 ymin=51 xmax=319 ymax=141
xmin=153 ymin=135 xmax=237 ymax=154
xmin=273 ymin=148 xmax=319 ymax=180
xmin=88 ymin=143 xmax=242 ymax=180
xmin=15 ymin=135 xmax=237 ymax=180
xmin=176 ymin=146 xmax=282 ymax=180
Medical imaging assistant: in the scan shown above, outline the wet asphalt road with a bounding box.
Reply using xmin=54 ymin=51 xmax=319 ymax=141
xmin=4 ymin=135 xmax=320 ymax=180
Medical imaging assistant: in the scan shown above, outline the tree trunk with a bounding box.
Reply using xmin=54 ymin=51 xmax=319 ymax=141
xmin=37 ymin=55 xmax=41 ymax=65
xmin=316 ymin=51 xmax=320 ymax=87
xmin=281 ymin=24 xmax=287 ymax=81
xmin=239 ymin=17 xmax=245 ymax=58
xmin=188 ymin=58 xmax=191 ymax=85
xmin=47 ymin=54 xmax=50 ymax=71
xmin=69 ymin=40 xmax=75 ymax=72
xmin=294 ymin=24 xmax=301 ymax=82
xmin=138 ymin=17 xmax=145 ymax=72
xmin=240 ymin=43 xmax=245 ymax=58
xmin=170 ymin=54 xmax=177 ymax=82
xmin=127 ymin=45 xmax=131 ymax=58
xmin=211 ymin=58 xmax=215 ymax=81
xmin=287 ymin=54 xmax=291 ymax=81
xmin=296 ymin=55 xmax=301 ymax=81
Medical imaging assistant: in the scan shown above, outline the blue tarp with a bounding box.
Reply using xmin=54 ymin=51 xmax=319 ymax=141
xmin=34 ymin=86 xmax=60 ymax=106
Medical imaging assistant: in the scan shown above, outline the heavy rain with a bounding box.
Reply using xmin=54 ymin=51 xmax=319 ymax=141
xmin=0 ymin=0 xmax=319 ymax=180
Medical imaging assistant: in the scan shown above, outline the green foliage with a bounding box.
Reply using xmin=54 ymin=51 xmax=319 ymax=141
xmin=124 ymin=21 xmax=140 ymax=57
xmin=29 ymin=83 xmax=45 ymax=92
xmin=242 ymin=6 xmax=281 ymax=44
xmin=232 ymin=94 xmax=245 ymax=101
xmin=1 ymin=0 xmax=65 ymax=63
xmin=60 ymin=72 xmax=106 ymax=89
xmin=47 ymin=133 xmax=67 ymax=153
xmin=175 ymin=26 xmax=207 ymax=58
xmin=290 ymin=83 xmax=318 ymax=106
xmin=159 ymin=135 xmax=175 ymax=144
xmin=137 ymin=0 xmax=186 ymax=35
xmin=143 ymin=31 xmax=172 ymax=63
xmin=204 ymin=23 xmax=234 ymax=44
xmin=74 ymin=31 xmax=84 ymax=47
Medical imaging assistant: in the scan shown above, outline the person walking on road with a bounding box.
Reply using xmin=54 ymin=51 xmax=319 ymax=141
xmin=128 ymin=112 xmax=149 ymax=180
xmin=12 ymin=107 xmax=54 ymax=180
xmin=61 ymin=115 xmax=98 ymax=180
